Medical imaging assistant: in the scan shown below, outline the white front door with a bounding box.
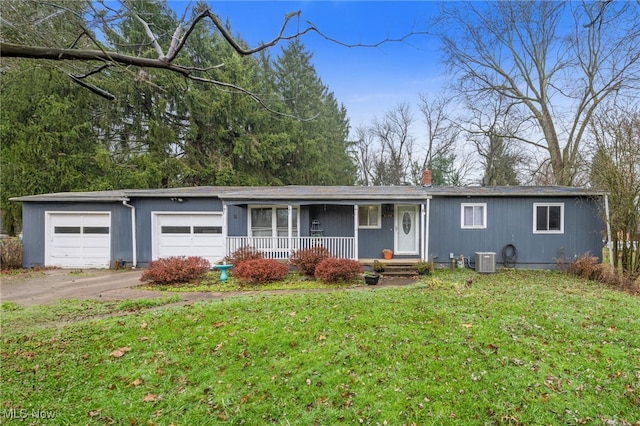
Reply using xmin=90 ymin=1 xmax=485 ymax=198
xmin=395 ymin=205 xmax=419 ymax=255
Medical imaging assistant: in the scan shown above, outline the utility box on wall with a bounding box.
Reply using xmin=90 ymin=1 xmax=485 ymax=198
xmin=475 ymin=252 xmax=496 ymax=273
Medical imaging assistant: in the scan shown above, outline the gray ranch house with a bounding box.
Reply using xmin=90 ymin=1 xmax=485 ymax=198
xmin=11 ymin=184 xmax=608 ymax=271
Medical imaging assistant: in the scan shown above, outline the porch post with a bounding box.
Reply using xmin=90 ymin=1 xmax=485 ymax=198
xmin=353 ymin=204 xmax=359 ymax=260
xmin=288 ymin=204 xmax=293 ymax=257
xmin=425 ymin=198 xmax=431 ymax=262
xmin=421 ymin=202 xmax=426 ymax=261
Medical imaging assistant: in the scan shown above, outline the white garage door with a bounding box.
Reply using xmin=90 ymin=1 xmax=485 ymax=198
xmin=153 ymin=213 xmax=224 ymax=264
xmin=46 ymin=212 xmax=111 ymax=268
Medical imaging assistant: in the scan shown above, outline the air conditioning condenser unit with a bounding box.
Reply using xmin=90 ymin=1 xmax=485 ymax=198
xmin=475 ymin=252 xmax=496 ymax=273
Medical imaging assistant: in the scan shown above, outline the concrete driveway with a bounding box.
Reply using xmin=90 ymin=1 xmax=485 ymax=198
xmin=0 ymin=269 xmax=156 ymax=306
xmin=1 ymin=268 xmax=419 ymax=307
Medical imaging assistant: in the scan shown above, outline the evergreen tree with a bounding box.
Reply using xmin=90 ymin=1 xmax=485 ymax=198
xmin=481 ymin=133 xmax=520 ymax=186
xmin=273 ymin=40 xmax=356 ymax=185
xmin=0 ymin=65 xmax=105 ymax=234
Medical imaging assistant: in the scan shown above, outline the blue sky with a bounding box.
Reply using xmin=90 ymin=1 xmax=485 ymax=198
xmin=175 ymin=1 xmax=445 ymax=132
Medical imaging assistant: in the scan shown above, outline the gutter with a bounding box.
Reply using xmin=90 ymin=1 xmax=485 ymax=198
xmin=122 ymin=200 xmax=137 ymax=268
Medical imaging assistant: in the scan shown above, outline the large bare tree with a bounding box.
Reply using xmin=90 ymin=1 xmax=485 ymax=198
xmin=370 ymin=103 xmax=416 ymax=185
xmin=417 ymin=94 xmax=470 ymax=185
xmin=439 ymin=1 xmax=640 ymax=186
xmin=463 ymin=95 xmax=527 ymax=185
xmin=590 ymin=104 xmax=640 ymax=275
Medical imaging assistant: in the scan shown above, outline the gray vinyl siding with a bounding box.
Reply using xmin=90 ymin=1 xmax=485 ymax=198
xmin=20 ymin=201 xmax=131 ymax=268
xmin=358 ymin=206 xmax=396 ymax=259
xmin=428 ymin=196 xmax=604 ymax=269
xmin=308 ymin=205 xmax=354 ymax=238
xmin=226 ymin=205 xmax=247 ymax=237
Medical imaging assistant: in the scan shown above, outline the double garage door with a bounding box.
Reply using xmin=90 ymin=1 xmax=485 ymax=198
xmin=153 ymin=213 xmax=224 ymax=264
xmin=45 ymin=212 xmax=225 ymax=268
xmin=46 ymin=212 xmax=111 ymax=268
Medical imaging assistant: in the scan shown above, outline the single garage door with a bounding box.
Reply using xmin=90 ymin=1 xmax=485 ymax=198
xmin=46 ymin=212 xmax=111 ymax=268
xmin=153 ymin=213 xmax=224 ymax=264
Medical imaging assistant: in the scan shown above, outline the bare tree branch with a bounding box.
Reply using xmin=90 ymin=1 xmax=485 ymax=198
xmin=1 ymin=4 xmax=428 ymax=119
xmin=67 ymin=73 xmax=116 ymax=101
xmin=131 ymin=9 xmax=166 ymax=60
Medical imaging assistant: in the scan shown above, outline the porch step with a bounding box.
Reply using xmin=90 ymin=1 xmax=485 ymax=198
xmin=361 ymin=259 xmax=420 ymax=277
xmin=380 ymin=267 xmax=418 ymax=277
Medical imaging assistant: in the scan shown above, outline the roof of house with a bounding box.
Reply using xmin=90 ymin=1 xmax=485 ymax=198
xmin=10 ymin=185 xmax=606 ymax=202
xmin=424 ymin=185 xmax=607 ymax=197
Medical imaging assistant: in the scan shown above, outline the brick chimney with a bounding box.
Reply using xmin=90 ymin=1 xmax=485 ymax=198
xmin=422 ymin=170 xmax=432 ymax=187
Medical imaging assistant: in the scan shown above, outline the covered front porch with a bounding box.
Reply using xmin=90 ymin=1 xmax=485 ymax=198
xmin=223 ymin=201 xmax=430 ymax=262
xmin=226 ymin=236 xmax=356 ymax=260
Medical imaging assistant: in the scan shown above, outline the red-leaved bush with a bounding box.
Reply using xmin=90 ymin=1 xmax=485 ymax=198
xmin=140 ymin=256 xmax=210 ymax=284
xmin=290 ymin=246 xmax=331 ymax=275
xmin=232 ymin=258 xmax=289 ymax=284
xmin=314 ymin=258 xmax=364 ymax=284
xmin=224 ymin=246 xmax=263 ymax=266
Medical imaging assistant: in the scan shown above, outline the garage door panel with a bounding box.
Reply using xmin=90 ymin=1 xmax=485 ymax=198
xmin=47 ymin=213 xmax=111 ymax=268
xmin=154 ymin=213 xmax=224 ymax=264
xmin=50 ymin=247 xmax=83 ymax=257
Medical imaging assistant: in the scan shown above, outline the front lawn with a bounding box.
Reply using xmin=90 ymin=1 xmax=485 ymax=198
xmin=1 ymin=270 xmax=639 ymax=425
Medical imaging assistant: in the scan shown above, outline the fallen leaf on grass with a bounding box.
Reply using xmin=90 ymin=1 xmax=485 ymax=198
xmin=140 ymin=321 xmax=147 ymax=329
xmin=111 ymin=347 xmax=131 ymax=358
xmin=143 ymin=393 xmax=157 ymax=402
xmin=129 ymin=378 xmax=143 ymax=387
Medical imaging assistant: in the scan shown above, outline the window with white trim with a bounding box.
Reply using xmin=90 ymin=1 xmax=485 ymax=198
xmin=358 ymin=205 xmax=381 ymax=228
xmin=461 ymin=203 xmax=487 ymax=229
xmin=250 ymin=207 xmax=298 ymax=237
xmin=533 ymin=203 xmax=564 ymax=233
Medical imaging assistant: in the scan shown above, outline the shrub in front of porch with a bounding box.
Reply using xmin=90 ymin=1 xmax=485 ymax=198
xmin=314 ymin=258 xmax=364 ymax=284
xmin=290 ymin=246 xmax=331 ymax=276
xmin=224 ymin=246 xmax=263 ymax=266
xmin=233 ymin=258 xmax=289 ymax=284
xmin=140 ymin=256 xmax=211 ymax=284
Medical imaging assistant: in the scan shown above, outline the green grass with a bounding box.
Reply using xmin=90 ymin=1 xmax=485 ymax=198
xmin=1 ymin=270 xmax=639 ymax=425
xmin=0 ymin=296 xmax=182 ymax=334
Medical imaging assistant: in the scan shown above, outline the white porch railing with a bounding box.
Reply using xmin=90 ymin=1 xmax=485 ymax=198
xmin=226 ymin=236 xmax=356 ymax=260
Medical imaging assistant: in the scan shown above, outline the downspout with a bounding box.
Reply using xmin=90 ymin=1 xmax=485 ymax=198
xmin=222 ymin=204 xmax=228 ymax=260
xmin=122 ymin=200 xmax=137 ymax=268
xmin=604 ymin=194 xmax=613 ymax=266
xmin=288 ymin=204 xmax=293 ymax=259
